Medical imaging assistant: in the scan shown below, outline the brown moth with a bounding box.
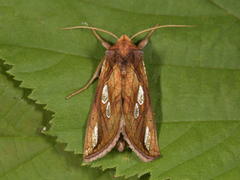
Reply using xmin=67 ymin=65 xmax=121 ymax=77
xmin=63 ymin=24 xmax=194 ymax=162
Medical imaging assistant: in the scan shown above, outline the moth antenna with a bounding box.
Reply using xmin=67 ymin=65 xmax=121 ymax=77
xmin=92 ymin=29 xmax=112 ymax=49
xmin=130 ymin=24 xmax=196 ymax=40
xmin=57 ymin=26 xmax=119 ymax=40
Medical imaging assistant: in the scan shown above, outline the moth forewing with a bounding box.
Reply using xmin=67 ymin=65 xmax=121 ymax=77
xmin=83 ymin=56 xmax=122 ymax=162
xmin=122 ymin=56 xmax=160 ymax=162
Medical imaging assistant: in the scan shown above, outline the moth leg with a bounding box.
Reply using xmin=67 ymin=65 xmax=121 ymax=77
xmin=66 ymin=58 xmax=104 ymax=99
xmin=92 ymin=30 xmax=111 ymax=49
xmin=138 ymin=24 xmax=159 ymax=49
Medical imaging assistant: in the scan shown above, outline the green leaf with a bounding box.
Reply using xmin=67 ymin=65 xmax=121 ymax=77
xmin=0 ymin=0 xmax=240 ymax=179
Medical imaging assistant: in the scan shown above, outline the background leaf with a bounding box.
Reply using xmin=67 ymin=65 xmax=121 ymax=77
xmin=0 ymin=0 xmax=240 ymax=179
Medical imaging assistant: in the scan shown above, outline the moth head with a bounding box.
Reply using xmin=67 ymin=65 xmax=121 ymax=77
xmin=109 ymin=35 xmax=139 ymax=58
xmin=118 ymin=35 xmax=131 ymax=43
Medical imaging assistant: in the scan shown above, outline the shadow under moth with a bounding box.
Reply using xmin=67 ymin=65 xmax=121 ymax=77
xmin=62 ymin=24 xmax=194 ymax=162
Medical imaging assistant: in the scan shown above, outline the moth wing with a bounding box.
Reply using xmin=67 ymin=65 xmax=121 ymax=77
xmin=83 ymin=55 xmax=122 ymax=162
xmin=122 ymin=51 xmax=160 ymax=162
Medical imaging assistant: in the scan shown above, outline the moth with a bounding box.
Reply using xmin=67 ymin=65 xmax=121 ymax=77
xmin=63 ymin=24 xmax=194 ymax=162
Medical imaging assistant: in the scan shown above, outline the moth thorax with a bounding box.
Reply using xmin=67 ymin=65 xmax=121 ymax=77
xmin=121 ymin=69 xmax=126 ymax=76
